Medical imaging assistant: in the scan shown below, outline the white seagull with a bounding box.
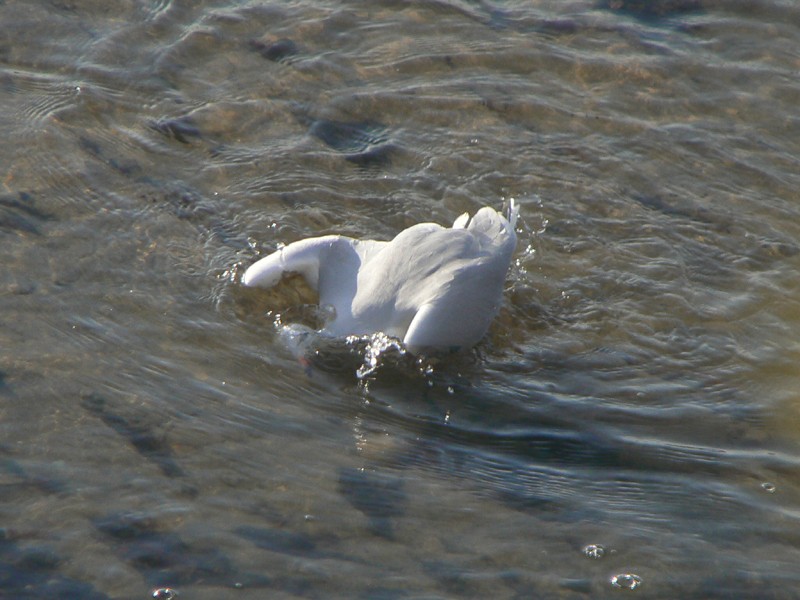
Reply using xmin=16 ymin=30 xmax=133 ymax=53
xmin=243 ymin=201 xmax=519 ymax=353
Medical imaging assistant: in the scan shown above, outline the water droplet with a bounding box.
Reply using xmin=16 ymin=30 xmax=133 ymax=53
xmin=318 ymin=303 xmax=337 ymax=326
xmin=762 ymin=482 xmax=776 ymax=493
xmin=610 ymin=573 xmax=642 ymax=590
xmin=583 ymin=543 xmax=605 ymax=559
xmin=355 ymin=332 xmax=405 ymax=379
xmin=152 ymin=589 xmax=178 ymax=599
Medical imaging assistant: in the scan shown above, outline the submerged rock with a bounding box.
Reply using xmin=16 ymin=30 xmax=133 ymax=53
xmin=150 ymin=116 xmax=202 ymax=144
xmin=338 ymin=467 xmax=407 ymax=538
xmin=309 ymin=118 xmax=388 ymax=154
xmin=249 ymin=38 xmax=298 ymax=62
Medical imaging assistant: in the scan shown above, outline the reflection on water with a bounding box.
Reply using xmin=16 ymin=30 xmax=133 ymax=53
xmin=2 ymin=0 xmax=800 ymax=598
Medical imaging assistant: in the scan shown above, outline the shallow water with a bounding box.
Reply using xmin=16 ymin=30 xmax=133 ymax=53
xmin=2 ymin=0 xmax=800 ymax=598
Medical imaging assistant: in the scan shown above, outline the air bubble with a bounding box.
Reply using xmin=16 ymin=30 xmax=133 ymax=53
xmin=583 ymin=544 xmax=605 ymax=559
xmin=610 ymin=573 xmax=642 ymax=590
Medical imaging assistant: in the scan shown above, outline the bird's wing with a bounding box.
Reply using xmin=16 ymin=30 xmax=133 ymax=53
xmin=452 ymin=212 xmax=469 ymax=229
xmin=402 ymin=259 xmax=502 ymax=352
xmin=403 ymin=295 xmax=492 ymax=352
xmin=242 ymin=235 xmax=344 ymax=290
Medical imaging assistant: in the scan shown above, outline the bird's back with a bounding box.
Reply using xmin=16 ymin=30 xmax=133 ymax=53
xmin=347 ymin=205 xmax=517 ymax=347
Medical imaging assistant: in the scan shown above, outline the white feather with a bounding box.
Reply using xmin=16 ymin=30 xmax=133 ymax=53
xmin=243 ymin=203 xmax=518 ymax=352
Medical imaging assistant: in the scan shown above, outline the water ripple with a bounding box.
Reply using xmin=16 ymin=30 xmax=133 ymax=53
xmin=2 ymin=0 xmax=800 ymax=597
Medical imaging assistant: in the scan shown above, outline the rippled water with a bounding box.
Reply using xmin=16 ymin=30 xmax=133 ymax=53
xmin=2 ymin=0 xmax=800 ymax=598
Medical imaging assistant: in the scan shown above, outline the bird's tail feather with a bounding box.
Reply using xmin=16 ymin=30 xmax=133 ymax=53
xmin=506 ymin=198 xmax=519 ymax=230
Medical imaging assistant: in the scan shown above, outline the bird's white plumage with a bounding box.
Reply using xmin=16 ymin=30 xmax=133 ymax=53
xmin=243 ymin=202 xmax=518 ymax=352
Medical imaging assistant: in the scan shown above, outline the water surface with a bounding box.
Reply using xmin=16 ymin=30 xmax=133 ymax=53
xmin=2 ymin=0 xmax=800 ymax=598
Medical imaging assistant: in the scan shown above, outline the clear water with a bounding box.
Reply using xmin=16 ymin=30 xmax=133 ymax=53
xmin=2 ymin=0 xmax=799 ymax=598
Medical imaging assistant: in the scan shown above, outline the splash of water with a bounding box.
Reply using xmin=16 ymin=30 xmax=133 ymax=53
xmin=353 ymin=332 xmax=407 ymax=380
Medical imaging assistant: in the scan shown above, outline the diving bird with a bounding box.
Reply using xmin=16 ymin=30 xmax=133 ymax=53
xmin=242 ymin=201 xmax=519 ymax=353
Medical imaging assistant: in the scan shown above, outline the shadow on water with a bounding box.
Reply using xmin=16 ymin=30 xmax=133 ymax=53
xmin=0 ymin=450 xmax=105 ymax=598
xmin=235 ymin=524 xmax=343 ymax=560
xmin=338 ymin=467 xmax=408 ymax=539
xmin=596 ymin=0 xmax=704 ymax=22
xmin=91 ymin=511 xmax=271 ymax=591
xmin=0 ymin=191 xmax=52 ymax=236
xmin=0 ymin=530 xmax=109 ymax=600
xmin=81 ymin=393 xmax=187 ymax=480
